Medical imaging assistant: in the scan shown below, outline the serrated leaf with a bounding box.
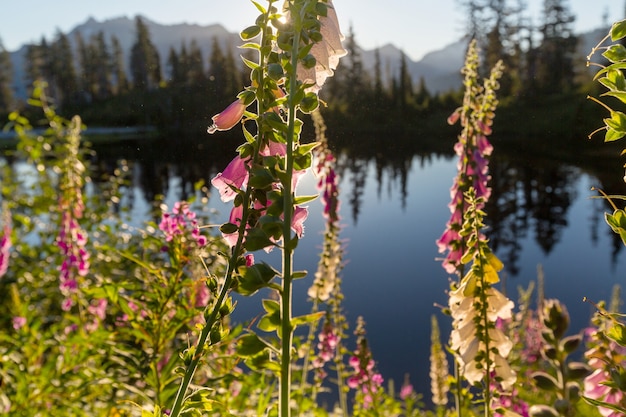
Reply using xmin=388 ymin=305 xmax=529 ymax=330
xmin=611 ymin=19 xmax=626 ymax=41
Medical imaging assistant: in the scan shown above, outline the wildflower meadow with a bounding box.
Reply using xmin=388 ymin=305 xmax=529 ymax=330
xmin=2 ymin=1 xmax=626 ymax=416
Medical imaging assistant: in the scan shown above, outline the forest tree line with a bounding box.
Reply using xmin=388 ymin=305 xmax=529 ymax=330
xmin=0 ymin=0 xmax=624 ymax=134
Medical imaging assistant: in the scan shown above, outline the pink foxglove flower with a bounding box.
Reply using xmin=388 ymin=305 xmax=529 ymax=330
xmin=211 ymin=156 xmax=249 ymax=203
xmin=207 ymin=98 xmax=246 ymax=134
xmin=57 ymin=209 xmax=90 ymax=311
xmin=584 ymin=327 xmax=626 ymax=417
xmin=0 ymin=221 xmax=10 ymax=279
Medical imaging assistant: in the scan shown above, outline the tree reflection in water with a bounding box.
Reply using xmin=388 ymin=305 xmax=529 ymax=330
xmin=78 ymin=132 xmax=626 ymax=274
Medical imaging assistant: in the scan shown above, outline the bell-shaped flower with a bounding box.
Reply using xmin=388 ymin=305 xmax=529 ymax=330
xmin=211 ymin=156 xmax=249 ymax=203
xmin=449 ymin=279 xmax=516 ymax=390
xmin=207 ymin=98 xmax=246 ymax=134
xmin=294 ymin=0 xmax=347 ymax=93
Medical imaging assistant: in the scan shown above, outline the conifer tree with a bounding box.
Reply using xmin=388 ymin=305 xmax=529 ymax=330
xmin=130 ymin=16 xmax=161 ymax=91
xmin=93 ymin=31 xmax=112 ymax=100
xmin=50 ymin=31 xmax=78 ymax=107
xmin=111 ymin=35 xmax=129 ymax=95
xmin=534 ymin=0 xmax=577 ymax=94
xmin=207 ymin=37 xmax=228 ymax=104
xmin=0 ymin=38 xmax=13 ymax=115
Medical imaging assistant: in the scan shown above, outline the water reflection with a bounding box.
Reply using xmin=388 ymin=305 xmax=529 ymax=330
xmin=3 ymin=131 xmax=626 ymax=398
xmin=83 ymin=132 xmax=626 ymax=274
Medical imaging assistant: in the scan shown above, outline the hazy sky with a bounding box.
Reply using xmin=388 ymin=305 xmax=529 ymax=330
xmin=2 ymin=0 xmax=624 ymax=60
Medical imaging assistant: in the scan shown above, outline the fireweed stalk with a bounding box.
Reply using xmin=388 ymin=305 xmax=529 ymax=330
xmin=168 ymin=1 xmax=345 ymax=416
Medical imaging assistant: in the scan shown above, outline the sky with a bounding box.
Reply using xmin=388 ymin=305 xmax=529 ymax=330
xmin=1 ymin=0 xmax=624 ymax=61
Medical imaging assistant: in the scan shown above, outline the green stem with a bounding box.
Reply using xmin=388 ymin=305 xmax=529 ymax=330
xmin=168 ymin=272 xmax=234 ymax=417
xmin=280 ymin=13 xmax=302 ymax=417
xmin=169 ymin=188 xmax=253 ymax=417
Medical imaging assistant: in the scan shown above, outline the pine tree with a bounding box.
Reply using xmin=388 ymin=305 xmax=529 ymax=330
xmin=93 ymin=31 xmax=112 ymax=100
xmin=50 ymin=31 xmax=78 ymax=107
xmin=207 ymin=37 xmax=228 ymax=104
xmin=111 ymin=35 xmax=129 ymax=95
xmin=0 ymin=38 xmax=13 ymax=115
xmin=534 ymin=0 xmax=577 ymax=94
xmin=130 ymin=17 xmax=161 ymax=90
xmin=398 ymin=52 xmax=414 ymax=113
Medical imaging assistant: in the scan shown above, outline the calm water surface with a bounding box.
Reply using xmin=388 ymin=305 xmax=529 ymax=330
xmin=6 ymin=133 xmax=624 ymax=400
xmin=98 ymin=137 xmax=626 ymax=398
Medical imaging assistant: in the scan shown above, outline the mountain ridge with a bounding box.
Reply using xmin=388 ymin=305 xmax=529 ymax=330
xmin=7 ymin=15 xmax=609 ymax=100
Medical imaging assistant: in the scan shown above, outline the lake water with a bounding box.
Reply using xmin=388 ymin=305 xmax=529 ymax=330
xmin=4 ymin=133 xmax=626 ymax=401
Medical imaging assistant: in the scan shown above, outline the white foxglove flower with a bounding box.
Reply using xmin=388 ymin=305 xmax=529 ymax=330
xmin=449 ymin=280 xmax=516 ymax=390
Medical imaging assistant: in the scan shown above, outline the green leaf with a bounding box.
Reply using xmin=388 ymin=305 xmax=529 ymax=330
xmin=248 ymin=167 xmax=276 ymax=188
xmin=605 ymin=210 xmax=626 ymax=244
xmin=258 ymin=306 xmax=281 ymax=333
xmin=293 ymin=270 xmax=308 ymax=279
xmin=220 ymin=222 xmax=239 ymax=235
xmin=294 ymin=152 xmax=312 ymax=171
xmin=250 ymin=0 xmax=267 ymax=14
xmin=243 ymin=228 xmax=275 ymax=252
xmin=603 ymin=44 xmax=626 ymax=63
xmin=607 ymin=322 xmax=626 ymax=346
xmin=583 ymin=396 xmax=626 ymax=414
xmin=292 ymin=311 xmax=324 ymax=328
xmin=531 ymin=372 xmax=559 ymax=391
xmin=528 ymin=405 xmax=560 ymax=417
xmin=237 ymin=333 xmax=268 ymax=357
xmin=565 ymin=362 xmax=591 ymax=380
xmin=294 ymin=194 xmax=318 ymax=205
xmin=611 ymin=19 xmax=626 ymax=41
xmin=262 ymin=299 xmax=280 ymax=314
xmin=299 ymin=93 xmax=319 ymax=114
xmin=602 ymin=91 xmax=626 ymax=105
xmin=267 ymin=63 xmax=284 ymax=81
xmin=594 ymin=62 xmax=626 ymax=80
xmin=605 ymin=127 xmax=626 ymax=142
xmin=241 ymin=55 xmax=260 ymax=70
xmin=240 ymin=25 xmax=261 ymax=40
xmin=560 ymin=334 xmax=581 ymax=354
xmin=237 ymin=262 xmax=278 ymax=296
xmin=600 ymin=69 xmax=626 ymax=91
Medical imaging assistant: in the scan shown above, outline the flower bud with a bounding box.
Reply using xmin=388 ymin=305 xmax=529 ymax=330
xmin=207 ymin=98 xmax=246 ymax=134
